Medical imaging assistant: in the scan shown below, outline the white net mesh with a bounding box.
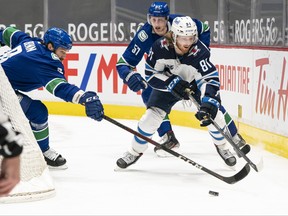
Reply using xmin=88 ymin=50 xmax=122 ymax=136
xmin=0 ymin=65 xmax=55 ymax=203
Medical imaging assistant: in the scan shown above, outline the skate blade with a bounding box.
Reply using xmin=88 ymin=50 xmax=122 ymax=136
xmin=48 ymin=164 xmax=68 ymax=170
xmin=114 ymin=165 xmax=125 ymax=172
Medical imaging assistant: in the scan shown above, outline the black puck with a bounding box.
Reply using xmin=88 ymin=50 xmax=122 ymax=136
xmin=209 ymin=190 xmax=219 ymax=196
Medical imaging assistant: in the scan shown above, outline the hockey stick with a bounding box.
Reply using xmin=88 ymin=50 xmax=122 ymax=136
xmin=188 ymin=94 xmax=260 ymax=172
xmin=103 ymin=115 xmax=250 ymax=184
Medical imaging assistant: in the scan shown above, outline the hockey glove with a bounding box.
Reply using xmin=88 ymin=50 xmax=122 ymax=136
xmin=167 ymin=76 xmax=192 ymax=100
xmin=124 ymin=71 xmax=147 ymax=92
xmin=79 ymin=91 xmax=104 ymax=121
xmin=0 ymin=121 xmax=23 ymax=158
xmin=195 ymin=97 xmax=220 ymax=127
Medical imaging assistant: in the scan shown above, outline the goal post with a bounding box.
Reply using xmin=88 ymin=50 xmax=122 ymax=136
xmin=0 ymin=65 xmax=56 ymax=203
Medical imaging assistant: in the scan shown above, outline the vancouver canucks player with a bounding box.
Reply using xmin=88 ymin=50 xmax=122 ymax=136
xmin=0 ymin=26 xmax=104 ymax=169
xmin=116 ymin=1 xmax=210 ymax=157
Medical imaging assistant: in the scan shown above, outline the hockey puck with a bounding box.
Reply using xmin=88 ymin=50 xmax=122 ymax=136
xmin=209 ymin=190 xmax=219 ymax=196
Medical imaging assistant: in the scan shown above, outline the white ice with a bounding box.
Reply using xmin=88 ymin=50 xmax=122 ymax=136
xmin=1 ymin=115 xmax=288 ymax=215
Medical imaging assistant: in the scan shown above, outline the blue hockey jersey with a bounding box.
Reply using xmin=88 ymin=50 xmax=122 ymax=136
xmin=116 ymin=14 xmax=210 ymax=80
xmin=0 ymin=27 xmax=80 ymax=103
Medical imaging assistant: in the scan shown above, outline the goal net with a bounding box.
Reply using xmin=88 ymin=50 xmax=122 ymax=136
xmin=0 ymin=65 xmax=55 ymax=203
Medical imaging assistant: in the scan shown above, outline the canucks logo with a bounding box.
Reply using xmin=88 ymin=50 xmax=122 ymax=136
xmin=51 ymin=53 xmax=60 ymax=61
xmin=138 ymin=30 xmax=148 ymax=42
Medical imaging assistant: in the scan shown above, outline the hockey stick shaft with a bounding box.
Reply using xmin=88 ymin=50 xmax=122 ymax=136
xmin=188 ymin=95 xmax=259 ymax=172
xmin=103 ymin=115 xmax=250 ymax=184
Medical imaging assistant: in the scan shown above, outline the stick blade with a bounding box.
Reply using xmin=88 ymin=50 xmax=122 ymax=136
xmin=223 ymin=163 xmax=251 ymax=184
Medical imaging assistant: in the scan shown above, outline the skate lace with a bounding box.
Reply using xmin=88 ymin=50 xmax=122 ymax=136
xmin=219 ymin=149 xmax=233 ymax=160
xmin=122 ymin=152 xmax=138 ymax=163
xmin=159 ymin=134 xmax=168 ymax=144
xmin=233 ymin=133 xmax=246 ymax=148
xmin=43 ymin=148 xmax=60 ymax=161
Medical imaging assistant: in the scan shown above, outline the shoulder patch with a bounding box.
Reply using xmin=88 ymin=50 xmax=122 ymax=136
xmin=57 ymin=67 xmax=63 ymax=74
xmin=51 ymin=52 xmax=60 ymax=61
xmin=160 ymin=38 xmax=169 ymax=51
xmin=138 ymin=30 xmax=148 ymax=42
xmin=188 ymin=45 xmax=201 ymax=56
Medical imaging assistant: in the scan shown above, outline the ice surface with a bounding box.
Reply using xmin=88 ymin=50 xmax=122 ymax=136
xmin=1 ymin=115 xmax=287 ymax=215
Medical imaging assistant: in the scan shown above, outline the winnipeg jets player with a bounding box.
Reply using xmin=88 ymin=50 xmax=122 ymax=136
xmin=0 ymin=27 xmax=104 ymax=169
xmin=116 ymin=1 xmax=210 ymax=156
xmin=116 ymin=16 xmax=250 ymax=169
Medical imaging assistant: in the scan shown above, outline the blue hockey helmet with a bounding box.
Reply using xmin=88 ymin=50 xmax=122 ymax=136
xmin=148 ymin=2 xmax=170 ymax=17
xmin=43 ymin=27 xmax=72 ymax=50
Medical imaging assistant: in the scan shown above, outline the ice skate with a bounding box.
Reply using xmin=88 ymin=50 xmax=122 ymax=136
xmin=233 ymin=133 xmax=251 ymax=157
xmin=154 ymin=131 xmax=180 ymax=157
xmin=43 ymin=148 xmax=67 ymax=170
xmin=116 ymin=150 xmax=143 ymax=169
xmin=215 ymin=144 xmax=236 ymax=167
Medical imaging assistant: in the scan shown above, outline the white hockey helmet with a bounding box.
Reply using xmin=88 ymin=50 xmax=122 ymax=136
xmin=171 ymin=16 xmax=198 ymax=43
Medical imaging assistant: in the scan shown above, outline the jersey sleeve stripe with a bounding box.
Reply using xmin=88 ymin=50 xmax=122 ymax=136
xmin=45 ymin=78 xmax=67 ymax=95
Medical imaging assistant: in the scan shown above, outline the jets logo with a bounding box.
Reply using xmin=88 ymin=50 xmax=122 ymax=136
xmin=160 ymin=38 xmax=169 ymax=51
xmin=138 ymin=30 xmax=148 ymax=42
xmin=188 ymin=45 xmax=200 ymax=56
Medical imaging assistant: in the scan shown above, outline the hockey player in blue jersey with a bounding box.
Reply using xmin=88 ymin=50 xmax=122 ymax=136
xmin=116 ymin=16 xmax=250 ymax=169
xmin=0 ymin=27 xmax=104 ymax=169
xmin=116 ymin=1 xmax=210 ymax=157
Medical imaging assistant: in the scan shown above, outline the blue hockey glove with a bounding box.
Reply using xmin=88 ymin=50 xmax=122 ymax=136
xmin=124 ymin=71 xmax=147 ymax=92
xmin=167 ymin=76 xmax=192 ymax=100
xmin=79 ymin=91 xmax=104 ymax=121
xmin=195 ymin=97 xmax=220 ymax=127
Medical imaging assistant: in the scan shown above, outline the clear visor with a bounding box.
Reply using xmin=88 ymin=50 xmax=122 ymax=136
xmin=176 ymin=35 xmax=197 ymax=44
xmin=147 ymin=15 xmax=168 ymax=25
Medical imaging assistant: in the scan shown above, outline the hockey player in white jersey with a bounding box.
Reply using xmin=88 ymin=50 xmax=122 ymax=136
xmin=116 ymin=16 xmax=250 ymax=169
